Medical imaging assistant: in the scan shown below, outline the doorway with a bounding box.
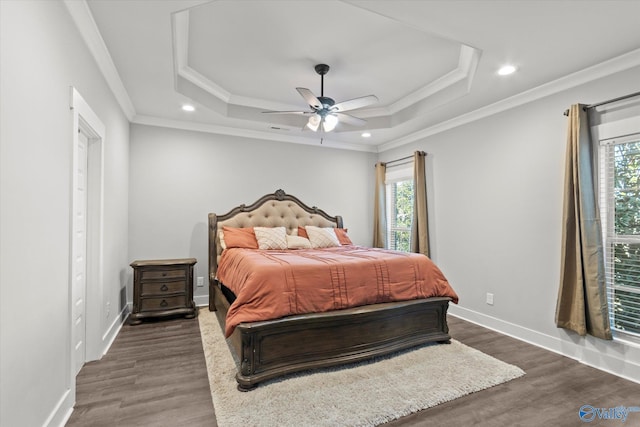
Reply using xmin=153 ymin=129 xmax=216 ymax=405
xmin=69 ymin=88 xmax=105 ymax=379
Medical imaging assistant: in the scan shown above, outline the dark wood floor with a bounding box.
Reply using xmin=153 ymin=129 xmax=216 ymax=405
xmin=66 ymin=315 xmax=215 ymax=427
xmin=66 ymin=313 xmax=640 ymax=427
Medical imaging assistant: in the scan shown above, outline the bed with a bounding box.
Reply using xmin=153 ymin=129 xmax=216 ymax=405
xmin=208 ymin=189 xmax=457 ymax=391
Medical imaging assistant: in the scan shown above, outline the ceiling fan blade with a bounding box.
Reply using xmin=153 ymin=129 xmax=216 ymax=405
xmin=296 ymin=87 xmax=323 ymax=110
xmin=335 ymin=112 xmax=367 ymax=127
xmin=332 ymin=95 xmax=378 ymax=112
xmin=262 ymin=110 xmax=313 ymax=115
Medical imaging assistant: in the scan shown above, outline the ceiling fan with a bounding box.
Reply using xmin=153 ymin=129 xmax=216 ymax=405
xmin=264 ymin=64 xmax=378 ymax=133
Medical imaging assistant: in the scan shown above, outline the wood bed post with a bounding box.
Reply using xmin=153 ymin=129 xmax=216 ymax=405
xmin=208 ymin=213 xmax=218 ymax=311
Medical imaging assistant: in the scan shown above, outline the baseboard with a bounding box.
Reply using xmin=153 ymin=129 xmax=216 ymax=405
xmin=101 ymin=304 xmax=130 ymax=357
xmin=448 ymin=305 xmax=640 ymax=385
xmin=195 ymin=294 xmax=209 ymax=307
xmin=43 ymin=388 xmax=74 ymax=427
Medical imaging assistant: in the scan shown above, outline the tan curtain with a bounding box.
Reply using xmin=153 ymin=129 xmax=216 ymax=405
xmin=373 ymin=162 xmax=387 ymax=248
xmin=555 ymin=104 xmax=612 ymax=340
xmin=411 ymin=151 xmax=429 ymax=256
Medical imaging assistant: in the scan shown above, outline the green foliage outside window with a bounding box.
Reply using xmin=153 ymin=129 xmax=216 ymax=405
xmin=611 ymin=142 xmax=640 ymax=335
xmin=614 ymin=143 xmax=640 ymax=235
xmin=390 ymin=180 xmax=413 ymax=252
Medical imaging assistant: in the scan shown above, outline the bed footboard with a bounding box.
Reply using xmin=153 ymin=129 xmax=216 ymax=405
xmin=219 ymin=294 xmax=451 ymax=391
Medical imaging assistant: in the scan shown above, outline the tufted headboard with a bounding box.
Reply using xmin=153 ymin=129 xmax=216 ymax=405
xmin=208 ymin=189 xmax=343 ymax=284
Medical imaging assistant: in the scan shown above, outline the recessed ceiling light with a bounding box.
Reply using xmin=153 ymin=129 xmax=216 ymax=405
xmin=182 ymin=104 xmax=195 ymax=112
xmin=361 ymin=132 xmax=371 ymax=138
xmin=497 ymin=65 xmax=517 ymax=76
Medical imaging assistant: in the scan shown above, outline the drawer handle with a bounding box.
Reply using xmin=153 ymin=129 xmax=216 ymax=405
xmin=160 ymin=299 xmax=168 ymax=307
xmin=162 ymin=272 xmax=167 ymax=277
xmin=160 ymin=284 xmax=168 ymax=292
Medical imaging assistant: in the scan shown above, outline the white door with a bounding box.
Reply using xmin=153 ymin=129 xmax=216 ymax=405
xmin=72 ymin=131 xmax=89 ymax=375
xmin=69 ymin=87 xmax=105 ymax=400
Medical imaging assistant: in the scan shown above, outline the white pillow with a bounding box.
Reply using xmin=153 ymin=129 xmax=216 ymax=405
xmin=254 ymin=227 xmax=288 ymax=250
xmin=218 ymin=230 xmax=227 ymax=250
xmin=286 ymin=234 xmax=312 ymax=249
xmin=305 ymin=226 xmax=341 ymax=248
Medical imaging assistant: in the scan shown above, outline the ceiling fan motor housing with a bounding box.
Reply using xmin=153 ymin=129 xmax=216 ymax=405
xmin=317 ymin=96 xmax=335 ymax=114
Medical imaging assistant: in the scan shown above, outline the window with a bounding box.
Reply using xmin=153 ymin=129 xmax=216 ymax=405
xmin=385 ymin=164 xmax=414 ymax=252
xmin=387 ymin=180 xmax=413 ymax=251
xmin=600 ymin=133 xmax=640 ymax=339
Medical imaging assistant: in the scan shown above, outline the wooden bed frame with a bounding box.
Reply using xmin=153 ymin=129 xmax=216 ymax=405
xmin=208 ymin=189 xmax=451 ymax=391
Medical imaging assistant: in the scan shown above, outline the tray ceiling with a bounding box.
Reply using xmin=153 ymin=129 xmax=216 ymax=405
xmin=83 ymin=0 xmax=640 ymax=151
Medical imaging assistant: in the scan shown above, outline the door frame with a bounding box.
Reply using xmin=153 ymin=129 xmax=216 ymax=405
xmin=68 ymin=87 xmax=105 ymax=386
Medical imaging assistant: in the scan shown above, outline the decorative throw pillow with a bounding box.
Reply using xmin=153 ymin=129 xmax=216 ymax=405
xmin=305 ymin=226 xmax=341 ymax=248
xmin=221 ymin=226 xmax=258 ymax=249
xmin=334 ymin=228 xmax=353 ymax=245
xmin=297 ymin=226 xmax=309 ymax=239
xmin=218 ymin=230 xmax=227 ymax=250
xmin=286 ymin=234 xmax=312 ymax=249
xmin=254 ymin=227 xmax=288 ymax=250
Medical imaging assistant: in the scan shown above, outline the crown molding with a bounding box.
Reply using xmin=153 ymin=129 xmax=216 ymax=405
xmin=378 ymin=47 xmax=640 ymax=152
xmin=63 ymin=0 xmax=136 ymax=120
xmin=131 ymin=115 xmax=378 ymax=153
xmin=171 ymin=9 xmax=302 ymax=112
xmin=387 ymin=45 xmax=480 ymax=114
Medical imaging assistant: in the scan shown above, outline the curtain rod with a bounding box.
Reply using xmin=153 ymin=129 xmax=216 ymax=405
xmin=376 ymin=151 xmax=426 ymax=167
xmin=562 ymin=90 xmax=640 ymax=116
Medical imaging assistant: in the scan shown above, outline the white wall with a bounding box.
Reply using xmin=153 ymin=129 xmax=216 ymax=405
xmin=0 ymin=2 xmax=130 ymax=426
xmin=379 ymin=65 xmax=640 ymax=383
xmin=129 ymin=124 xmax=377 ymax=304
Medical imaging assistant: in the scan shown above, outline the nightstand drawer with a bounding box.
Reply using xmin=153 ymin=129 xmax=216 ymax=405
xmin=140 ymin=295 xmax=186 ymax=312
xmin=141 ymin=268 xmax=186 ymax=281
xmin=140 ymin=280 xmax=186 ymax=296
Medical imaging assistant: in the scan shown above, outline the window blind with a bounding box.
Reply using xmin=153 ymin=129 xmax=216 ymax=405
xmin=600 ymin=133 xmax=640 ymax=338
xmin=384 ymin=164 xmax=413 ymax=184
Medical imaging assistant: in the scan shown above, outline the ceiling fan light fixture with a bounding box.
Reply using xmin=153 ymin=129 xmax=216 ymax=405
xmin=306 ymin=113 xmax=321 ymax=131
xmin=323 ymin=114 xmax=338 ymax=132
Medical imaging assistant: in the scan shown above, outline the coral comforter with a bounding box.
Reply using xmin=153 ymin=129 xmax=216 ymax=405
xmin=217 ymin=245 xmax=458 ymax=337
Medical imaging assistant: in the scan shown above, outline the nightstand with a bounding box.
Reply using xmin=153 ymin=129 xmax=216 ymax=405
xmin=129 ymin=258 xmax=197 ymax=325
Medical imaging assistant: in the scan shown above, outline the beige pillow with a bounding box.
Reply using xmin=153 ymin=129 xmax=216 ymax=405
xmin=254 ymin=227 xmax=288 ymax=250
xmin=305 ymin=226 xmax=341 ymax=248
xmin=286 ymin=234 xmax=312 ymax=249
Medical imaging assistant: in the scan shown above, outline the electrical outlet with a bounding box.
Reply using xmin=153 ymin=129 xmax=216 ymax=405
xmin=197 ymin=276 xmax=204 ymax=287
xmin=486 ymin=293 xmax=494 ymax=306
xmin=106 ymin=301 xmax=111 ymax=317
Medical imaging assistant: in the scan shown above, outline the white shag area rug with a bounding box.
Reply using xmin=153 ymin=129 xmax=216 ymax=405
xmin=198 ymin=309 xmax=525 ymax=427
